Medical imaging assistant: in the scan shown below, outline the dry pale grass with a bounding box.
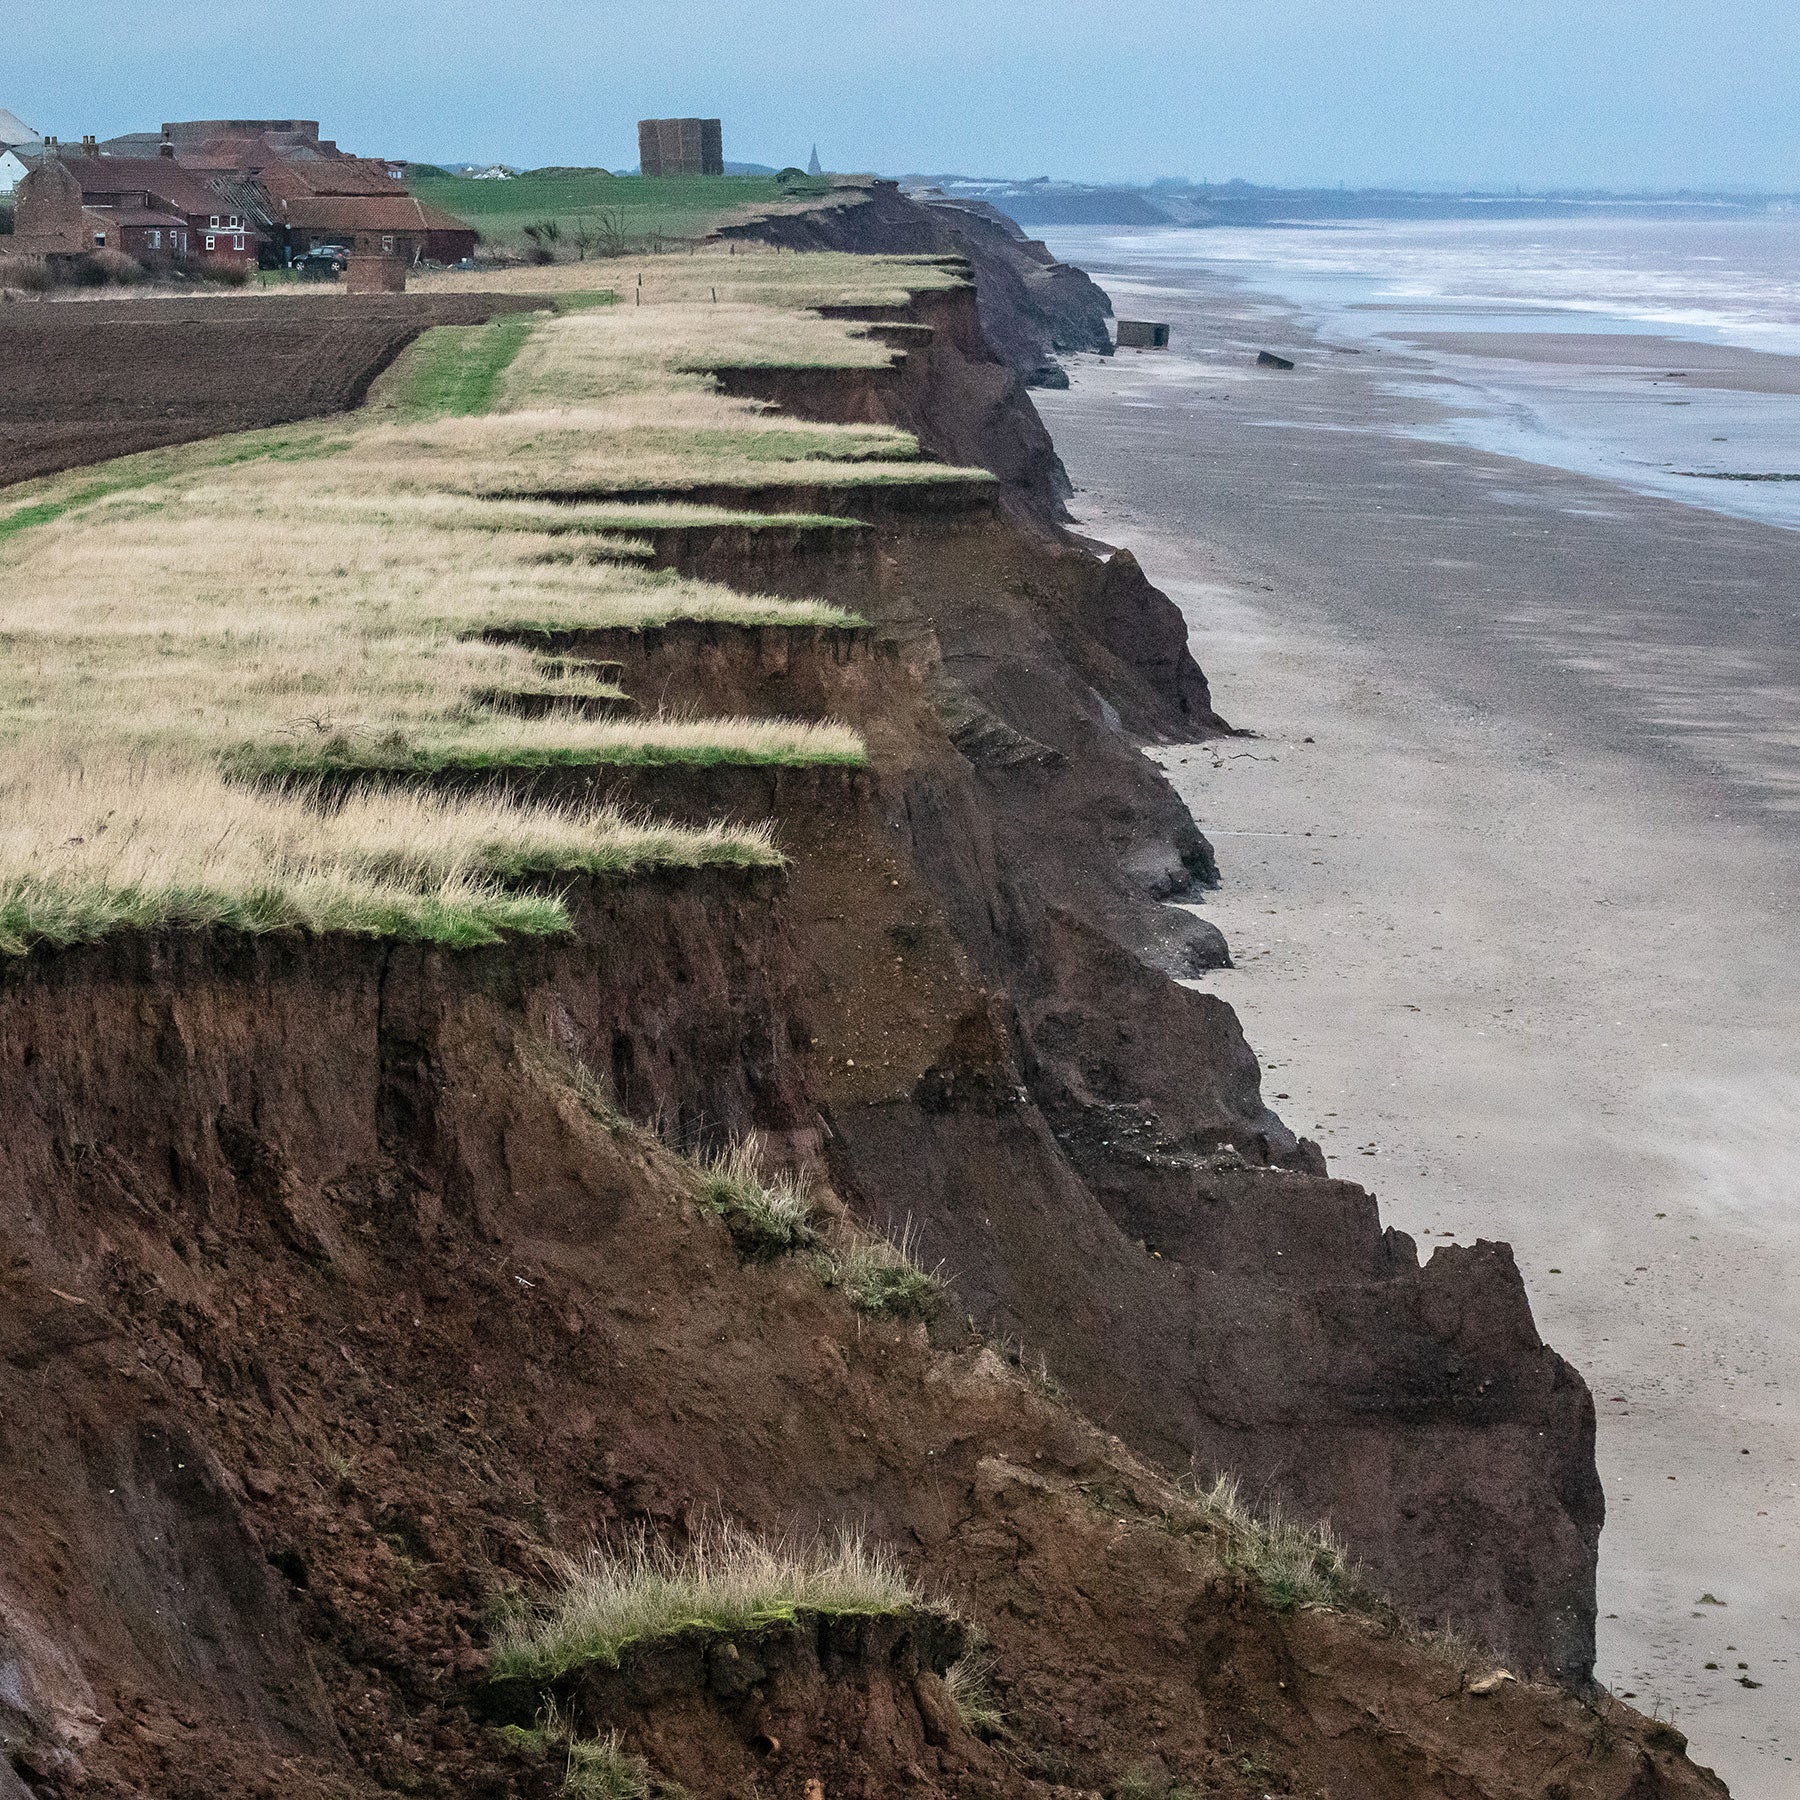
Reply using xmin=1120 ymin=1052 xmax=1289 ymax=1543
xmin=2 ymin=500 xmax=862 ymax=761
xmin=313 ymin=412 xmax=974 ymax=505
xmin=0 ymin=745 xmax=779 ymax=953
xmin=408 ymin=242 xmax=968 ymax=312
xmin=0 ymin=244 xmax=963 ymax=947
xmin=502 ymin=304 xmax=894 ymax=410
xmin=490 ymin=1518 xmax=920 ymax=1680
xmin=249 ymin=714 xmax=867 ymax=777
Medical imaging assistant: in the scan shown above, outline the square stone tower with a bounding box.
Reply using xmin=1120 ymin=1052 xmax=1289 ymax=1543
xmin=637 ymin=118 xmax=723 ymax=177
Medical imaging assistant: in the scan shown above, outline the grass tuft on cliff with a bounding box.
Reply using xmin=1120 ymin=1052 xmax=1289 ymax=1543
xmin=816 ymin=1221 xmax=947 ymax=1319
xmin=943 ymin=1649 xmax=1006 ymax=1739
xmin=489 ymin=1519 xmax=919 ymax=1681
xmin=696 ymin=1134 xmax=819 ymax=1255
xmin=563 ymin=1731 xmax=651 ymax=1800
xmin=1194 ymin=1474 xmax=1372 ymax=1614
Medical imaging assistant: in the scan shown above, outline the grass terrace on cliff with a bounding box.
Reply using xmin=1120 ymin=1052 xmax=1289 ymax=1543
xmin=407 ymin=168 xmax=792 ymax=252
xmin=0 ymin=244 xmax=969 ymax=949
xmin=241 ymin=716 xmax=868 ymax=780
xmin=0 ymin=766 xmax=778 ymax=953
xmin=490 ymin=1521 xmax=922 ymax=1681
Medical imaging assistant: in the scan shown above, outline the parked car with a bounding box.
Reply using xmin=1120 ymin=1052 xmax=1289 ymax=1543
xmin=294 ymin=245 xmax=349 ymax=279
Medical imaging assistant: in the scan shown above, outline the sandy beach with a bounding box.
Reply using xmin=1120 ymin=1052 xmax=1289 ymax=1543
xmin=1036 ymin=251 xmax=1800 ymax=1796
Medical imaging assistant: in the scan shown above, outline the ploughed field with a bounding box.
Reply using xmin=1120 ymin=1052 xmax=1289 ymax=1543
xmin=0 ymin=291 xmax=550 ymax=487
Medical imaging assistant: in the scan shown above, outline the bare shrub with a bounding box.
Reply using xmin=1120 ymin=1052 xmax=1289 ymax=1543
xmin=65 ymin=249 xmax=145 ymax=288
xmin=521 ymin=219 xmax=563 ymax=265
xmin=0 ymin=254 xmax=50 ymax=292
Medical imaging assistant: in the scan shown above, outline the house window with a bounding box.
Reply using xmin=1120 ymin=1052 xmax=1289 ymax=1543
xmin=94 ymin=232 xmax=107 ymax=246
xmin=227 ymin=215 xmax=238 ymax=227
xmin=381 ymin=235 xmax=395 ymax=253
xmin=233 ymin=235 xmax=244 ymax=251
xmin=210 ymin=214 xmax=220 ymax=228
xmin=205 ymin=234 xmax=215 ymax=250
xmin=149 ymin=229 xmax=161 ymax=248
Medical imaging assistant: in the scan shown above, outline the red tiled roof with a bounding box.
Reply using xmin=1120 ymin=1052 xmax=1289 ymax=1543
xmin=178 ymin=136 xmax=282 ymax=170
xmin=64 ymin=156 xmax=222 ymax=216
xmin=257 ymin=158 xmax=408 ymax=200
xmin=100 ymin=206 xmax=193 ymax=228
xmin=280 ymin=194 xmax=473 ymax=233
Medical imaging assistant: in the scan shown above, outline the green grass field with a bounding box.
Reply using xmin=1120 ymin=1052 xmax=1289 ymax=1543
xmin=410 ymin=172 xmax=787 ymax=249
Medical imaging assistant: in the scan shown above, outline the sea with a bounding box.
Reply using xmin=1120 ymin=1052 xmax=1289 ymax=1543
xmin=1042 ymin=215 xmax=1800 ymax=532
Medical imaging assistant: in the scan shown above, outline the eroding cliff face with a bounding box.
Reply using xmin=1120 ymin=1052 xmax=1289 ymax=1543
xmin=0 ymin=225 xmax=1719 ymax=1800
xmin=621 ymin=236 xmax=1608 ymax=1679
xmin=716 ymin=177 xmax=1116 ymax=388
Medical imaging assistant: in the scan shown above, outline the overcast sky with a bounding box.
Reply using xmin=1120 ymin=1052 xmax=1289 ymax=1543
xmin=14 ymin=0 xmax=1800 ymax=190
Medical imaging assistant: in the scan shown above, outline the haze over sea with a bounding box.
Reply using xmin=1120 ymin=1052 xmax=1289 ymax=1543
xmin=1054 ymin=216 xmax=1800 ymax=531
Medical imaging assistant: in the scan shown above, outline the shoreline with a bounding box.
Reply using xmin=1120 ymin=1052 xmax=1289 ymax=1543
xmin=1042 ymin=222 xmax=1800 ymax=533
xmin=1036 ymin=253 xmax=1800 ymax=1795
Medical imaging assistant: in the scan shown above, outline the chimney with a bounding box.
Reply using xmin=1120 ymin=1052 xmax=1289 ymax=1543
xmin=160 ymin=140 xmax=175 ymax=158
xmin=81 ymin=134 xmax=97 ymax=155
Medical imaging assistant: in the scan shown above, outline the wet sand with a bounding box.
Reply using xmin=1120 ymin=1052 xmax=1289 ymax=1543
xmin=1395 ymin=331 xmax=1800 ymax=394
xmin=1035 ymin=262 xmax=1800 ymax=1796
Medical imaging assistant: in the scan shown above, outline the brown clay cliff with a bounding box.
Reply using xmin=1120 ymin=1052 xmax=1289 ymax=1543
xmin=0 ymin=193 xmax=1727 ymax=1799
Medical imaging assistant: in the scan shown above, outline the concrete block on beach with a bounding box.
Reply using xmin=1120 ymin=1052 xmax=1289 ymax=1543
xmin=1116 ymin=319 xmax=1170 ymax=348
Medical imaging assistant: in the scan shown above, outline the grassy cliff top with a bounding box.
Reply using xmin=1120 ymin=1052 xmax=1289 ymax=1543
xmin=410 ymin=170 xmax=790 ymax=250
xmin=0 ymin=246 xmax=969 ymax=951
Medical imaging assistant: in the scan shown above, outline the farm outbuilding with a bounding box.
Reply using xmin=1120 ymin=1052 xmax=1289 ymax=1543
xmin=278 ymin=193 xmax=475 ymax=265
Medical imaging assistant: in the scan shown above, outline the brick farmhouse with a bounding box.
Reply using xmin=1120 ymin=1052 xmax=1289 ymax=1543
xmin=8 ymin=119 xmax=476 ymax=276
xmin=253 ymin=158 xmax=475 ymax=263
xmin=10 ymin=149 xmax=262 ymax=273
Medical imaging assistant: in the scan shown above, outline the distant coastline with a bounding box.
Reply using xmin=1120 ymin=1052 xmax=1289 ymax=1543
xmin=907 ymin=173 xmax=1800 ymax=229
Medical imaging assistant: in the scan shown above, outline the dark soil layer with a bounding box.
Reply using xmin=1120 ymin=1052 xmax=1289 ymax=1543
xmin=486 ymin=620 xmax=887 ymax=722
xmin=0 ymin=199 xmax=1729 ymax=1800
xmin=484 ymin=1609 xmax=987 ymax=1795
xmin=0 ymin=293 xmax=549 ymax=488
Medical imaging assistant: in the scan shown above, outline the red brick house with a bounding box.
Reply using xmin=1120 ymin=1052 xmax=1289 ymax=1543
xmin=255 ymin=160 xmax=476 ymax=264
xmin=277 ymin=193 xmax=475 ymax=265
xmin=10 ymin=150 xmax=262 ymax=272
